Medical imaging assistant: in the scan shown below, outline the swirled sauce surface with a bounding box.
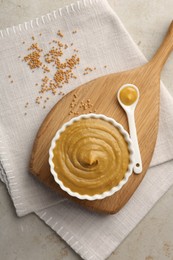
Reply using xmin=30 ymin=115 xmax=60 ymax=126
xmin=53 ymin=118 xmax=129 ymax=195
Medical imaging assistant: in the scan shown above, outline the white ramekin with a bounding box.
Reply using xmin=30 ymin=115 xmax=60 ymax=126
xmin=49 ymin=114 xmax=134 ymax=200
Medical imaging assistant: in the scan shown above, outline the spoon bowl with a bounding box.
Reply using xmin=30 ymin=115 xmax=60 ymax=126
xmin=117 ymin=83 xmax=140 ymax=112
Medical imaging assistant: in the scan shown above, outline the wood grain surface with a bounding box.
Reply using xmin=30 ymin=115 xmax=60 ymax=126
xmin=30 ymin=21 xmax=173 ymax=214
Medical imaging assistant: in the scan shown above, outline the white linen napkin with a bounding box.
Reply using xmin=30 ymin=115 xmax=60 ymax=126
xmin=0 ymin=0 xmax=173 ymax=259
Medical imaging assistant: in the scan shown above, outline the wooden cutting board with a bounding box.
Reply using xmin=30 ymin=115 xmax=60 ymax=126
xmin=30 ymin=21 xmax=173 ymax=214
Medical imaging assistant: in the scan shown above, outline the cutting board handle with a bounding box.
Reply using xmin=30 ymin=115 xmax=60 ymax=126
xmin=150 ymin=21 xmax=173 ymax=75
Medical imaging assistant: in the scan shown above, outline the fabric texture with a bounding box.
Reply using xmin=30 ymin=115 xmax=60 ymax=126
xmin=0 ymin=0 xmax=173 ymax=259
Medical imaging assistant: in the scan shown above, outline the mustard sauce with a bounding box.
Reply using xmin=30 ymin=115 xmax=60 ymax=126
xmin=120 ymin=86 xmax=138 ymax=106
xmin=53 ymin=118 xmax=129 ymax=195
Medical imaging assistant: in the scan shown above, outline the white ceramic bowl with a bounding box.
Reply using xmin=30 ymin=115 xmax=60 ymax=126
xmin=49 ymin=114 xmax=134 ymax=200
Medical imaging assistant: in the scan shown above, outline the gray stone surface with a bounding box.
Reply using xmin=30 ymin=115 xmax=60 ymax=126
xmin=0 ymin=1 xmax=173 ymax=259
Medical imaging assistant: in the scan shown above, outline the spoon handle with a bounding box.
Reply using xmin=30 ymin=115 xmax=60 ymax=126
xmin=127 ymin=111 xmax=142 ymax=174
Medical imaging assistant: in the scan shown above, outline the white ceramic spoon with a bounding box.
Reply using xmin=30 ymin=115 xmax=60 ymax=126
xmin=117 ymin=84 xmax=142 ymax=174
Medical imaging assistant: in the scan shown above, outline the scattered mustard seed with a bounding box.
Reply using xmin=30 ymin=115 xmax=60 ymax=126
xmin=21 ymin=29 xmax=97 ymax=108
xmin=57 ymin=30 xmax=63 ymax=38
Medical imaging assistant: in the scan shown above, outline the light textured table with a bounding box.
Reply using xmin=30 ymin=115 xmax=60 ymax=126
xmin=0 ymin=1 xmax=173 ymax=259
